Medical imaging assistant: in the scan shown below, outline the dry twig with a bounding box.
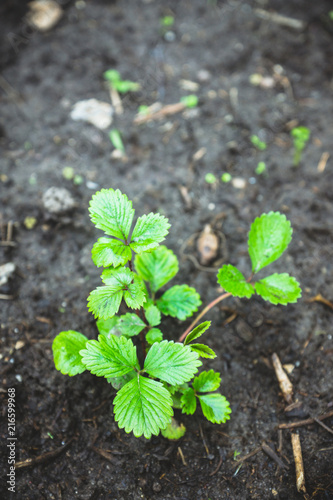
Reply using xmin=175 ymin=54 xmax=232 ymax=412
xmin=271 ymin=353 xmax=293 ymax=404
xmin=291 ymin=433 xmax=306 ymax=494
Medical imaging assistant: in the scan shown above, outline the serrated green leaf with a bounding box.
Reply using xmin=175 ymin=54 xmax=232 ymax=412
xmin=88 ymin=268 xmax=146 ymax=319
xmin=248 ymin=212 xmax=292 ymax=273
xmin=255 ymin=273 xmax=301 ymax=305
xmin=88 ymin=286 xmax=123 ymax=319
xmin=189 ymin=344 xmax=216 ymax=359
xmin=118 ymin=313 xmax=146 ymax=337
xmin=130 ymin=213 xmax=170 ymax=253
xmin=180 ymin=388 xmax=197 ymax=415
xmin=134 ymin=245 xmax=179 ymax=293
xmin=184 ymin=321 xmax=211 ymax=345
xmin=198 ymin=394 xmax=232 ymax=424
xmin=144 ymin=340 xmax=201 ymax=385
xmin=156 ymin=285 xmax=202 ymax=320
xmin=161 ymin=418 xmax=186 ymax=440
xmin=89 ymin=188 xmax=134 ymax=240
xmin=53 ymin=331 xmax=88 ymax=376
xmin=91 ymin=237 xmax=132 ymax=268
xmin=114 ymin=375 xmax=173 ymax=438
xmin=192 ymin=370 xmax=221 ymax=392
xmin=96 ymin=317 xmax=120 ymax=337
xmin=217 ymin=265 xmax=255 ymax=298
xmin=146 ymin=328 xmax=163 ymax=344
xmin=145 ymin=304 xmax=161 ymax=327
xmin=123 ymin=276 xmax=147 ymax=310
xmin=80 ymin=335 xmax=139 ymax=378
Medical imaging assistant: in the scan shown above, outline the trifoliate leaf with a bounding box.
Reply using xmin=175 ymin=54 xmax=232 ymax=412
xmin=189 ymin=344 xmax=216 ymax=359
xmin=89 ymin=188 xmax=134 ymax=240
xmin=146 ymin=328 xmax=163 ymax=344
xmin=161 ymin=418 xmax=186 ymax=440
xmin=198 ymin=394 xmax=232 ymax=423
xmin=217 ymin=265 xmax=255 ymax=298
xmin=248 ymin=212 xmax=292 ymax=273
xmin=192 ymin=370 xmax=221 ymax=392
xmin=255 ymin=273 xmax=301 ymax=305
xmin=88 ymin=267 xmax=146 ymax=319
xmin=144 ymin=340 xmax=201 ymax=385
xmin=156 ymin=285 xmax=202 ymax=320
xmin=91 ymin=237 xmax=132 ymax=268
xmin=130 ymin=213 xmax=170 ymax=253
xmin=114 ymin=375 xmax=173 ymax=438
xmin=134 ymin=245 xmax=179 ymax=293
xmin=96 ymin=317 xmax=120 ymax=337
xmin=80 ymin=334 xmax=139 ymax=378
xmin=53 ymin=331 xmax=88 ymax=376
xmin=118 ymin=313 xmax=146 ymax=337
xmin=184 ymin=321 xmax=211 ymax=345
xmin=123 ymin=276 xmax=147 ymax=310
xmin=180 ymin=388 xmax=197 ymax=415
xmin=144 ymin=304 xmax=161 ymax=327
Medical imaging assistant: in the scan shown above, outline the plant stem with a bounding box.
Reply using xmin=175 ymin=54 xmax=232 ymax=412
xmin=178 ymin=292 xmax=232 ymax=343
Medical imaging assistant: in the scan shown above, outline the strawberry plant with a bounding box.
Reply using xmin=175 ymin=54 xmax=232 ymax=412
xmin=53 ymin=189 xmax=301 ymax=439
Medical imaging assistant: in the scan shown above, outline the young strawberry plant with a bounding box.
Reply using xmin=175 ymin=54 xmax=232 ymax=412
xmin=53 ymin=189 xmax=301 ymax=439
xmin=53 ymin=189 xmax=231 ymax=439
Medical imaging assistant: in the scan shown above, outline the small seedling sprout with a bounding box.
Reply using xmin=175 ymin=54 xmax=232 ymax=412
xmin=221 ymin=172 xmax=232 ymax=183
xmin=255 ymin=161 xmax=266 ymax=175
xmin=160 ymin=15 xmax=174 ymax=27
xmin=104 ymin=69 xmax=140 ymax=93
xmin=180 ymin=95 xmax=198 ymax=108
xmin=251 ymin=135 xmax=267 ymax=151
xmin=205 ymin=173 xmax=217 ymax=184
xmin=290 ymin=126 xmax=310 ymax=166
xmin=109 ymin=129 xmax=125 ymax=153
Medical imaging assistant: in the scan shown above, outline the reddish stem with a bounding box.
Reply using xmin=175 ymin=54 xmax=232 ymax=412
xmin=178 ymin=292 xmax=232 ymax=343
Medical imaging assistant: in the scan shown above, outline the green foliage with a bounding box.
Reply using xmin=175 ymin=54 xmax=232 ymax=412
xmin=198 ymin=394 xmax=231 ymax=424
xmin=109 ymin=129 xmax=125 ymax=152
xmin=157 ymin=285 xmax=202 ymax=320
xmin=118 ymin=313 xmax=146 ymax=337
xmin=180 ymin=95 xmax=198 ymax=108
xmin=217 ymin=265 xmax=255 ymax=298
xmin=52 ymin=331 xmax=88 ymax=376
xmin=248 ymin=212 xmax=292 ymax=274
xmin=255 ymin=161 xmax=266 ymax=175
xmin=184 ymin=321 xmax=211 ymax=345
xmin=161 ymin=418 xmax=186 ymax=440
xmin=254 ymin=273 xmax=301 ymax=305
xmin=146 ymin=328 xmax=163 ymax=344
xmin=290 ymin=126 xmax=310 ymax=166
xmin=144 ymin=341 xmax=201 ymax=385
xmin=144 ymin=304 xmax=161 ymax=327
xmin=130 ymin=213 xmax=170 ymax=253
xmin=192 ymin=370 xmax=221 ymax=392
xmin=221 ymin=172 xmax=232 ymax=183
xmin=189 ymin=344 xmax=216 ymax=359
xmin=89 ymin=189 xmax=134 ymax=240
xmin=160 ymin=15 xmax=174 ymax=27
xmin=114 ymin=375 xmax=173 ymax=439
xmin=205 ymin=173 xmax=217 ymax=184
xmin=92 ymin=237 xmax=131 ymax=268
xmin=135 ymin=245 xmax=179 ymax=293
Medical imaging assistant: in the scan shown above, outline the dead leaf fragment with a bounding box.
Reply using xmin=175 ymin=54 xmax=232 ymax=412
xmin=197 ymin=225 xmax=219 ymax=266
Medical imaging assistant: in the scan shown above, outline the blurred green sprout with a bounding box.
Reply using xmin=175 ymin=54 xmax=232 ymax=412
xmin=290 ymin=126 xmax=310 ymax=166
xmin=251 ymin=135 xmax=267 ymax=151
xmin=104 ymin=69 xmax=140 ymax=94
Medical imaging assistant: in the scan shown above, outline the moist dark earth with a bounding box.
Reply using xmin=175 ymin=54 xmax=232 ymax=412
xmin=1 ymin=0 xmax=333 ymax=499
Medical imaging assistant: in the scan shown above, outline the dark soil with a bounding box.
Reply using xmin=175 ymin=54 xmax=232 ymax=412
xmin=1 ymin=1 xmax=333 ymax=499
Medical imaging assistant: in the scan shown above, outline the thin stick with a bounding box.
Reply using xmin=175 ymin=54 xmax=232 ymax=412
xmin=313 ymin=417 xmax=333 ymax=436
xmin=291 ymin=433 xmax=306 ymax=493
xmin=178 ymin=292 xmax=232 ymax=342
xmin=15 ymin=438 xmax=74 ymax=468
xmin=278 ymin=409 xmax=333 ymax=429
xmin=271 ymin=353 xmax=293 ymax=404
xmin=177 ymin=446 xmax=187 ymax=466
xmin=134 ymin=102 xmax=186 ymax=125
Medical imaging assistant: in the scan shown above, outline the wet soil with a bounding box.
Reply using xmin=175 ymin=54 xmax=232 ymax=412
xmin=1 ymin=1 xmax=333 ymax=499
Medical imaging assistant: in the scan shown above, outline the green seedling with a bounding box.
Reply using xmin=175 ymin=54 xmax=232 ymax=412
xmin=53 ymin=189 xmax=231 ymax=439
xmin=205 ymin=173 xmax=217 ymax=184
xmin=221 ymin=172 xmax=232 ymax=183
xmin=329 ymin=11 xmax=333 ymax=21
xmin=290 ymin=126 xmax=310 ymax=166
xmin=109 ymin=129 xmax=125 ymax=153
xmin=104 ymin=69 xmax=140 ymax=94
xmin=53 ymin=191 xmax=301 ymax=440
xmin=251 ymin=135 xmax=267 ymax=151
xmin=160 ymin=15 xmax=174 ymax=27
xmin=179 ymin=211 xmax=301 ymax=342
xmin=255 ymin=161 xmax=267 ymax=175
xmin=180 ymin=95 xmax=198 ymax=108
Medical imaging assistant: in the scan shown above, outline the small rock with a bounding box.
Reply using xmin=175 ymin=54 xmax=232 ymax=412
xmin=27 ymin=0 xmax=63 ymax=32
xmin=42 ymin=187 xmax=76 ymax=214
xmin=152 ymin=482 xmax=162 ymax=493
xmin=232 ymin=177 xmax=246 ymax=189
xmin=70 ymin=99 xmax=113 ymax=130
xmin=0 ymin=263 xmax=16 ymax=287
xmin=197 ymin=69 xmax=211 ymax=83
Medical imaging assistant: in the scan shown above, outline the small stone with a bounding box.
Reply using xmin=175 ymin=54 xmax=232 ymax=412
xmin=152 ymin=482 xmax=162 ymax=493
xmin=70 ymin=99 xmax=113 ymax=130
xmin=0 ymin=263 xmax=16 ymax=287
xmin=27 ymin=0 xmax=63 ymax=32
xmin=42 ymin=187 xmax=76 ymax=214
xmin=231 ymin=177 xmax=246 ymax=189
xmin=197 ymin=69 xmax=211 ymax=82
